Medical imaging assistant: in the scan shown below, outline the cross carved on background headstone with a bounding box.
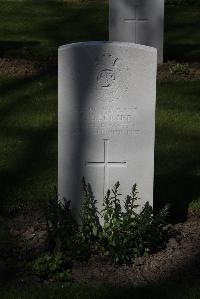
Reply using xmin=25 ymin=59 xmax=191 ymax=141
xmin=124 ymin=6 xmax=148 ymax=43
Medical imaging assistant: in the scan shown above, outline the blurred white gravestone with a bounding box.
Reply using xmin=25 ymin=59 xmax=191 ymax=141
xmin=109 ymin=0 xmax=164 ymax=63
xmin=58 ymin=41 xmax=157 ymax=218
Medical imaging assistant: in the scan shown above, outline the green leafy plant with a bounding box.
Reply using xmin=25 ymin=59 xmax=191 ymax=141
xmin=101 ymin=182 xmax=169 ymax=264
xmin=101 ymin=182 xmax=124 ymax=263
xmin=44 ymin=188 xmax=77 ymax=252
xmin=169 ymin=62 xmax=189 ymax=76
xmin=29 ymin=251 xmax=72 ymax=281
xmin=43 ymin=180 xmax=169 ymax=265
xmin=188 ymin=197 xmax=200 ymax=216
xmin=74 ymin=177 xmax=102 ymax=259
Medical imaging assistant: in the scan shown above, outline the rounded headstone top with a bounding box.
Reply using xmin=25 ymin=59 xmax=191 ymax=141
xmin=58 ymin=41 xmax=157 ymax=54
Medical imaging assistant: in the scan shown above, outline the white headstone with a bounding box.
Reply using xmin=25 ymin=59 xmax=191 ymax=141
xmin=58 ymin=41 xmax=157 ymax=217
xmin=109 ymin=0 xmax=164 ymax=64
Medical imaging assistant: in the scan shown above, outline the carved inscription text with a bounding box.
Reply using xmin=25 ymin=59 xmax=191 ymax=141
xmin=74 ymin=107 xmax=140 ymax=136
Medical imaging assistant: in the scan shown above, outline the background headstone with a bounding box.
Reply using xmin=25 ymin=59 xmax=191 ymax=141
xmin=58 ymin=41 xmax=157 ymax=218
xmin=109 ymin=0 xmax=164 ymax=63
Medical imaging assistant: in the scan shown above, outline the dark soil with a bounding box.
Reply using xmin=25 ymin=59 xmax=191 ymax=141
xmin=72 ymin=216 xmax=200 ymax=287
xmin=157 ymin=61 xmax=200 ymax=81
xmin=0 ymin=58 xmax=57 ymax=77
xmin=0 ymin=209 xmax=200 ymax=287
xmin=1 ymin=58 xmax=200 ymax=80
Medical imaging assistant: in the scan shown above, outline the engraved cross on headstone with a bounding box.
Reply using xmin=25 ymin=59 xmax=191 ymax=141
xmin=124 ymin=6 xmax=148 ymax=43
xmin=85 ymin=139 xmax=127 ymax=196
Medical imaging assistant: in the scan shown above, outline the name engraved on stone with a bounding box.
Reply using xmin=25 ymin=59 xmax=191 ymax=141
xmin=85 ymin=139 xmax=127 ymax=196
xmin=74 ymin=106 xmax=140 ymax=135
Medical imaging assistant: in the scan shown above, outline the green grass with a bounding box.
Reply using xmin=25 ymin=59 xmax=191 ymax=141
xmin=0 ymin=74 xmax=57 ymax=209
xmin=0 ymin=2 xmax=199 ymax=217
xmin=1 ymin=282 xmax=200 ymax=299
xmin=155 ymin=81 xmax=200 ymax=219
xmin=156 ymin=81 xmax=200 ymax=177
xmin=165 ymin=6 xmax=200 ymax=61
xmin=1 ymin=3 xmax=200 ymax=62
xmin=0 ymin=1 xmax=108 ymax=60
xmin=2 ymin=78 xmax=199 ymax=217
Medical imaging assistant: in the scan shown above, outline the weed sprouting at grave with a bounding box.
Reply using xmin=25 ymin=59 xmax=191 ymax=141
xmin=44 ymin=189 xmax=77 ymax=252
xmin=29 ymin=251 xmax=72 ymax=282
xmin=169 ymin=62 xmax=190 ymax=76
xmin=30 ymin=179 xmax=169 ymax=281
xmin=30 ymin=179 xmax=169 ymax=275
xmin=100 ymin=182 xmax=169 ymax=264
xmin=75 ymin=178 xmax=103 ymax=259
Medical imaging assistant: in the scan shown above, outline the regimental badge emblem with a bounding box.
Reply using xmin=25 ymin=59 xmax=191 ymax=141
xmin=97 ymin=69 xmax=115 ymax=88
xmin=94 ymin=52 xmax=131 ymax=103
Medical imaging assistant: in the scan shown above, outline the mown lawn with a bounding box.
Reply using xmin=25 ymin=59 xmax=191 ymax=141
xmin=0 ymin=1 xmax=199 ymax=216
xmin=0 ymin=74 xmax=57 ymax=209
xmin=1 ymin=282 xmax=200 ymax=299
xmin=165 ymin=6 xmax=200 ymax=62
xmin=155 ymin=80 xmax=200 ymax=219
xmin=0 ymin=1 xmax=108 ymax=60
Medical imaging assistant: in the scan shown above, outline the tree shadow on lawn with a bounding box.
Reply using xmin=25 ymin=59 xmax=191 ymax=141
xmin=41 ymin=3 xmax=108 ymax=50
xmin=164 ymin=8 xmax=200 ymax=62
xmin=0 ymin=125 xmax=57 ymax=211
xmin=43 ymin=3 xmax=200 ymax=64
xmin=154 ymin=81 xmax=200 ymax=222
xmin=0 ymin=41 xmax=40 ymax=59
xmin=154 ymin=175 xmax=200 ymax=222
xmin=0 ymin=72 xmax=57 ymax=212
xmin=0 ymin=3 xmax=108 ymax=61
xmin=101 ymin=274 xmax=200 ymax=299
xmin=164 ymin=43 xmax=200 ymax=62
xmin=0 ymin=73 xmax=199 ymax=221
xmin=101 ymin=281 xmax=200 ymax=299
xmin=154 ymin=133 xmax=200 ymax=222
xmin=1 ymin=250 xmax=200 ymax=299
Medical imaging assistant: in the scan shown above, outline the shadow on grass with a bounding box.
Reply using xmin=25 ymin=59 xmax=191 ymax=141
xmin=154 ymin=81 xmax=200 ymax=221
xmin=41 ymin=3 xmax=108 ymax=51
xmin=164 ymin=6 xmax=200 ymax=62
xmin=154 ymin=132 xmax=200 ymax=222
xmin=0 ymin=223 xmax=200 ymax=297
xmin=0 ymin=2 xmax=108 ymax=61
xmin=0 ymin=41 xmax=40 ymax=58
xmin=0 ymin=126 xmax=57 ymax=210
xmin=0 ymin=72 xmax=57 ymax=212
xmin=164 ymin=43 xmax=200 ymax=62
xmin=1 ymin=258 xmax=200 ymax=299
xmin=154 ymin=176 xmax=200 ymax=222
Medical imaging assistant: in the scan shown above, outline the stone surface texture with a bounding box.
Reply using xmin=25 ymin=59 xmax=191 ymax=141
xmin=58 ymin=41 xmax=157 ymax=218
xmin=109 ymin=0 xmax=164 ymax=63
